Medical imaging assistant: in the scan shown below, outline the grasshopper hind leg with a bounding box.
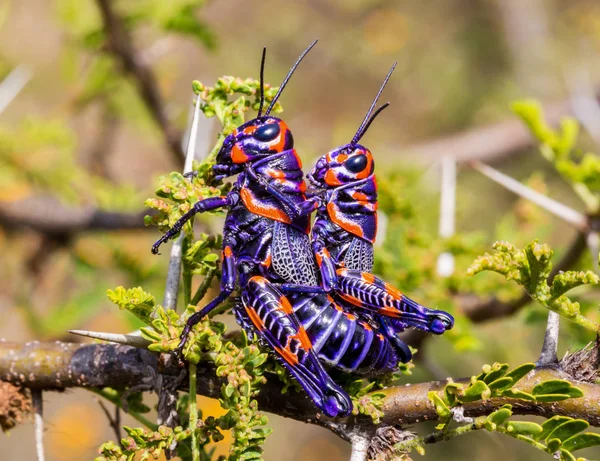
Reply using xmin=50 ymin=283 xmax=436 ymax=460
xmin=238 ymin=276 xmax=351 ymax=417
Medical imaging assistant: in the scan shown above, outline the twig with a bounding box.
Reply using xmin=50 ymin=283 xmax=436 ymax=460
xmin=0 ymin=196 xmax=150 ymax=236
xmin=538 ymin=311 xmax=560 ymax=366
xmin=86 ymin=106 xmax=119 ymax=179
xmin=98 ymin=399 xmax=122 ymax=441
xmin=403 ymin=90 xmax=599 ymax=164
xmin=95 ymin=0 xmax=184 ymax=165
xmin=189 ymin=362 xmax=200 ymax=461
xmin=91 ymin=388 xmax=158 ymax=431
xmin=32 ymin=389 xmax=45 ymax=461
xmin=0 ymin=65 xmax=32 ymax=115
xmin=393 ymin=419 xmax=481 ymax=455
xmin=587 ymin=231 xmax=599 ymax=274
xmin=566 ymin=64 xmax=600 ymax=146
xmin=190 ymin=269 xmax=216 ymax=305
xmin=472 ymin=161 xmax=588 ymax=231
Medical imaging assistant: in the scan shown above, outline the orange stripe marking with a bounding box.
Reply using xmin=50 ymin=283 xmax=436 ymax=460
xmin=275 ymin=345 xmax=299 ymax=365
xmin=241 ymin=188 xmax=292 ymax=224
xmin=245 ymin=306 xmax=265 ymax=330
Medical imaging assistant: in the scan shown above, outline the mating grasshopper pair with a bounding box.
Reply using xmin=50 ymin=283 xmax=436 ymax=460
xmin=152 ymin=40 xmax=453 ymax=417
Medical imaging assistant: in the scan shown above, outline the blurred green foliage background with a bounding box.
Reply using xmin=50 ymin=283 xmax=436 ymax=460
xmin=1 ymin=0 xmax=600 ymax=460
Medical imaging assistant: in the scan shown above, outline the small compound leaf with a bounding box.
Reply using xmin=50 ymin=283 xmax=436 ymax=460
xmin=461 ymin=380 xmax=491 ymax=402
xmin=444 ymin=382 xmax=462 ymax=407
xmin=504 ymin=363 xmax=536 ymax=385
xmin=239 ymin=448 xmax=263 ymax=460
xmin=225 ymin=383 xmax=235 ymax=398
xmin=532 ymin=380 xmax=583 ymax=398
xmin=547 ymin=438 xmax=562 ymax=453
xmin=428 ymin=391 xmax=451 ymax=419
xmin=504 ymin=421 xmax=544 ymax=437
xmin=562 ymin=432 xmax=600 ymax=452
xmin=547 ymin=420 xmax=590 ymax=443
xmin=482 ymin=363 xmax=510 ymax=384
xmin=486 ymin=405 xmax=513 ymax=427
xmin=550 ymin=271 xmax=599 ymax=300
xmin=538 ymin=416 xmax=573 ymax=441
xmin=488 ymin=377 xmax=514 ymax=391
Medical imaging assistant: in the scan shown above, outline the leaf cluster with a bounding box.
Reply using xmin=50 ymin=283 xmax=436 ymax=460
xmin=468 ymin=240 xmax=600 ymax=331
xmin=482 ymin=408 xmax=600 ymax=461
xmin=513 ymin=99 xmax=600 ymax=212
xmin=428 ymin=362 xmax=584 ymax=426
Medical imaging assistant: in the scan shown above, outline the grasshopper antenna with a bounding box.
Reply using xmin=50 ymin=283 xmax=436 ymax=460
xmin=351 ymin=61 xmax=396 ymax=146
xmin=265 ymin=39 xmax=318 ymax=115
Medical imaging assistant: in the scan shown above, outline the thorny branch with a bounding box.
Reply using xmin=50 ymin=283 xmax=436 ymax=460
xmin=2 ymin=341 xmax=600 ymax=439
xmin=95 ymin=0 xmax=184 ymax=165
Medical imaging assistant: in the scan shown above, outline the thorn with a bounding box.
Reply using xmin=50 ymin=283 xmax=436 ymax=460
xmin=472 ymin=161 xmax=588 ymax=231
xmin=163 ymin=92 xmax=205 ymax=311
xmin=32 ymin=389 xmax=45 ymax=461
xmin=0 ymin=65 xmax=32 ymax=115
xmin=437 ymin=156 xmax=457 ymax=277
xmin=68 ymin=330 xmax=151 ymax=348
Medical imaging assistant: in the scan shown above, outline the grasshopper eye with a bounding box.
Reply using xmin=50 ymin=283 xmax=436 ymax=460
xmin=344 ymin=154 xmax=368 ymax=173
xmin=254 ymin=123 xmax=281 ymax=141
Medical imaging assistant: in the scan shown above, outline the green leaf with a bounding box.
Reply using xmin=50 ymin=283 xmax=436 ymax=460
xmin=505 ymin=421 xmax=544 ymax=437
xmin=107 ymin=286 xmax=156 ymax=324
xmin=546 ymin=420 xmax=589 ymax=443
xmin=562 ymin=432 xmax=600 ymax=452
xmin=482 ymin=363 xmax=509 ymax=384
xmin=503 ymin=363 xmax=536 ymax=385
xmin=537 ymin=416 xmax=573 ymax=441
xmin=225 ymin=383 xmax=235 ymax=398
xmin=486 ymin=405 xmax=512 ymax=426
xmin=547 ymin=438 xmax=562 ymax=453
xmin=239 ymin=448 xmax=263 ymax=460
xmin=461 ymin=380 xmax=491 ymax=402
xmin=443 ymin=382 xmax=462 ymax=407
xmin=428 ymin=391 xmax=451 ymax=419
xmin=488 ymin=377 xmax=513 ymax=390
xmin=550 ymin=271 xmax=599 ymax=299
xmin=533 ymin=379 xmax=571 ymax=395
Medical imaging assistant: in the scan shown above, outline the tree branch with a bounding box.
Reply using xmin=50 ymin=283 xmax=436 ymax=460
xmin=0 ymin=196 xmax=148 ymax=235
xmin=95 ymin=0 xmax=184 ymax=165
xmin=2 ymin=341 xmax=600 ymax=440
xmin=403 ymin=93 xmax=597 ymax=164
